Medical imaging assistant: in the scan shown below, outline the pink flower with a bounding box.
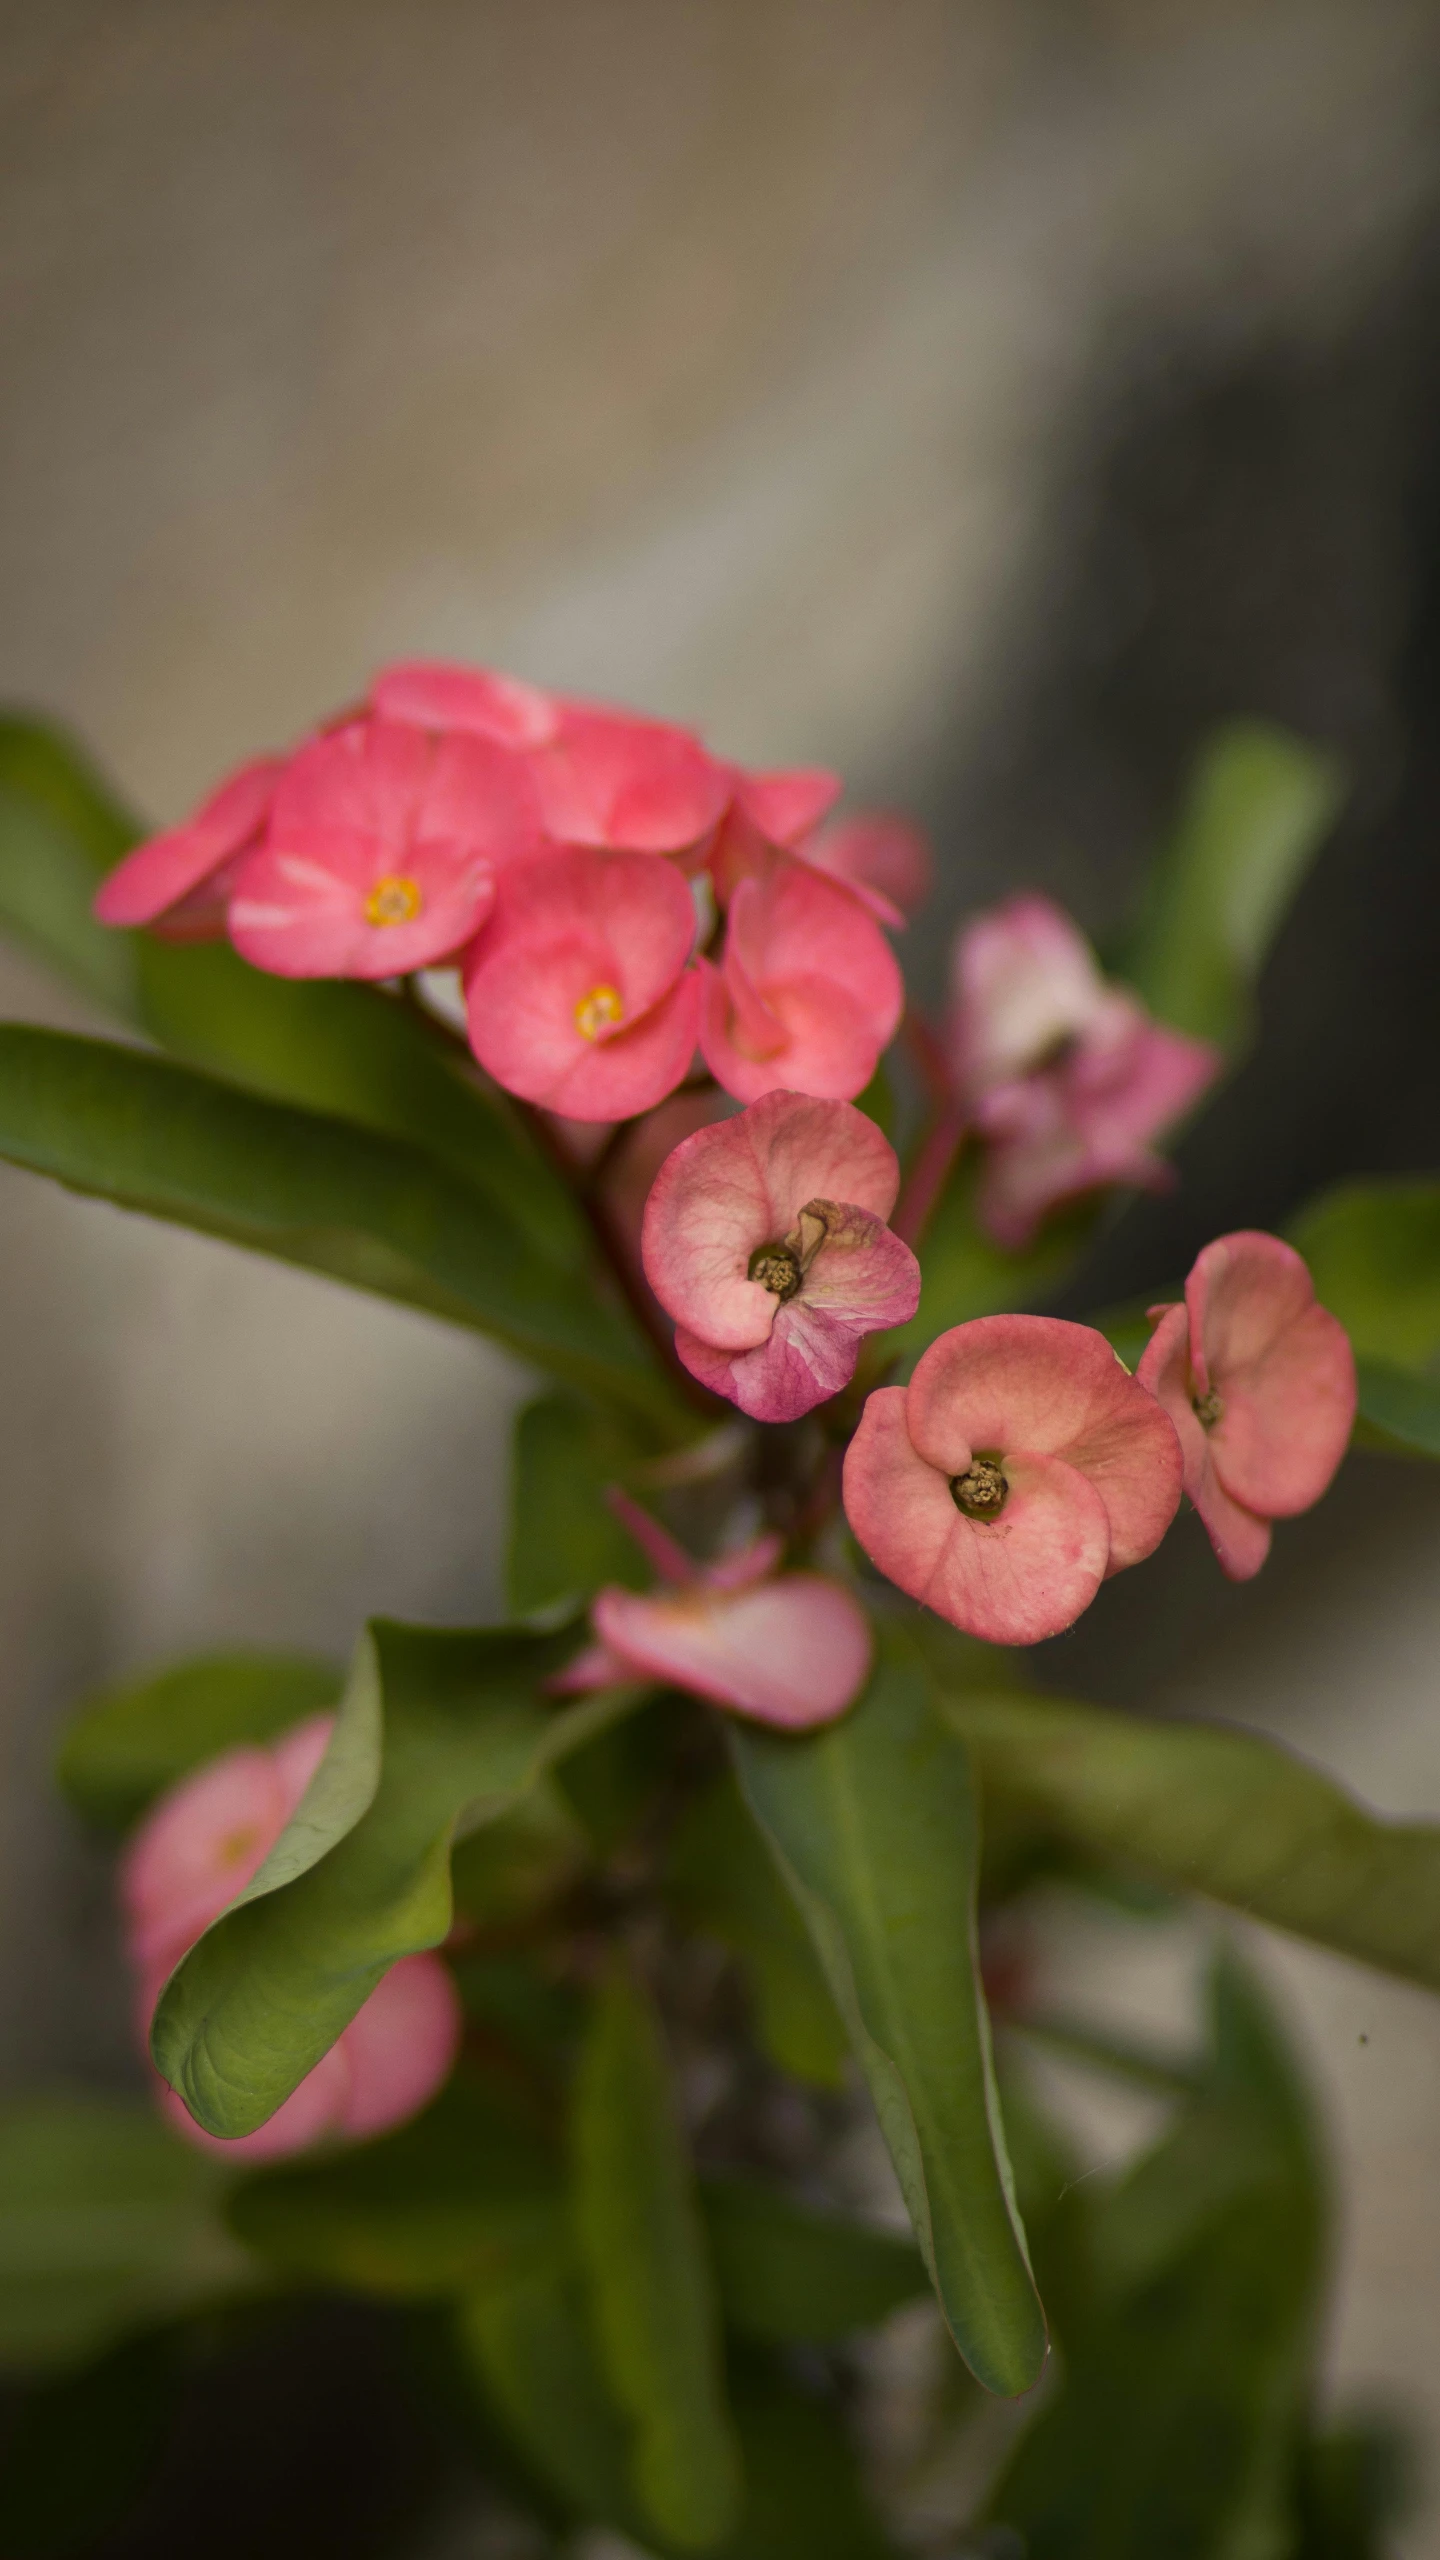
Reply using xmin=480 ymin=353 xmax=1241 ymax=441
xmin=1136 ymin=1231 xmax=1356 ymax=1581
xmin=528 ymin=702 xmax=731 ymax=855
xmin=700 ymin=854 xmax=903 ymax=1106
xmin=842 ymin=1313 xmax=1183 ymax=1644
xmin=557 ymin=1494 xmax=871 ymax=1730
xmin=93 ymin=755 xmax=283 ymax=940
xmin=949 ymin=894 xmax=1221 ymax=1248
xmin=121 ymin=1718 xmax=460 ymax=2160
xmin=370 ymin=657 xmax=557 ymax=749
xmin=731 ymin=767 xmax=842 ymax=846
xmin=227 ymin=716 xmax=539 ymax=980
xmin=464 ymin=847 xmax=701 ymax=1119
xmin=800 ymin=809 xmax=933 ymax=921
xmin=641 ymin=1091 xmax=920 ymax=1421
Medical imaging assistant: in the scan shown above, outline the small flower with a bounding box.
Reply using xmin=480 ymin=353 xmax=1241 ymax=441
xmin=227 ymin=716 xmax=538 ymax=979
xmin=93 ymin=754 xmax=283 ymax=940
xmin=1136 ymin=1230 xmax=1356 ymax=1580
xmin=121 ymin=1719 xmax=460 ymax=2159
xmin=842 ymin=1313 xmax=1183 ymax=1643
xmin=528 ymin=701 xmax=731 ymax=855
xmin=555 ymin=1493 xmax=872 ymax=1730
xmin=700 ymin=853 xmax=903 ymax=1106
xmin=949 ymin=893 xmax=1221 ymax=1248
xmin=464 ymin=846 xmax=701 ymax=1119
xmin=371 ymin=657 xmax=557 ymax=748
xmin=642 ymin=1090 xmax=920 ymax=1420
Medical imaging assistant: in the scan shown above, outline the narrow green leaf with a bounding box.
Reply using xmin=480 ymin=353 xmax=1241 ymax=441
xmin=1125 ymin=720 xmax=1345 ymax=1051
xmin=573 ymin=1962 xmax=742 ymax=2550
xmin=0 ymin=716 xmax=139 ymax=1014
xmin=944 ymin=1687 xmax=1440 ymax=1992
xmin=56 ymin=1650 xmax=342 ymax=1830
xmin=459 ymin=2245 xmax=653 ymax=2541
xmin=701 ymin=2177 xmax=924 ymax=2343
xmin=507 ymin=1389 xmax=652 ymax=1616
xmin=667 ymin=1773 xmax=848 ymax=2089
xmin=714 ymin=2350 xmax=901 ymax=2560
xmin=731 ymin=1641 xmax=1047 ymax=2397
xmin=151 ymin=1619 xmax=644 ymax=2136
xmin=0 ymin=1025 xmax=677 ymax=1424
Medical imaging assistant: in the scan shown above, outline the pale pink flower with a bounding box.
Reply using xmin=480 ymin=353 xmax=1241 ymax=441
xmin=843 ymin=1313 xmax=1183 ymax=1644
xmin=642 ymin=1091 xmax=919 ymax=1421
xmin=121 ymin=1718 xmax=460 ymax=2160
xmin=1137 ymin=1230 xmax=1356 ymax=1581
xmin=93 ymin=755 xmax=283 ymax=940
xmin=227 ymin=716 xmax=540 ymax=980
xmin=949 ymin=894 xmax=1221 ymax=1248
xmin=800 ymin=809 xmax=933 ymax=920
xmin=700 ymin=854 xmax=903 ymax=1106
xmin=556 ymin=1494 xmax=871 ymax=1730
xmin=464 ymin=847 xmax=701 ymax=1120
xmin=370 ymin=658 xmax=557 ymax=749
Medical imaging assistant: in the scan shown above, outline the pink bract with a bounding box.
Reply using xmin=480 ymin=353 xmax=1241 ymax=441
xmin=801 ymin=810 xmax=933 ymax=919
xmin=94 ymin=755 xmax=283 ymax=939
xmin=227 ymin=717 xmax=540 ymax=979
xmin=641 ymin=1091 xmax=919 ymax=1421
xmin=732 ymin=767 xmax=843 ymax=846
xmin=528 ymin=702 xmax=730 ymax=854
xmin=370 ymin=658 xmax=557 ymax=749
xmin=700 ymin=855 xmax=903 ymax=1106
xmin=1137 ymin=1230 xmax=1356 ymax=1581
xmin=843 ymin=1313 xmax=1183 ymax=1644
xmin=465 ymin=847 xmax=701 ymax=1119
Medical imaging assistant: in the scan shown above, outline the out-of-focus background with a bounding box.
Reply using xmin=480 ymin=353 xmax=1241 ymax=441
xmin=2 ymin=3 xmax=1440 ymax=2552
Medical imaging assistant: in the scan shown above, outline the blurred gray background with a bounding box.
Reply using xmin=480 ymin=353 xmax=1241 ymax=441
xmin=2 ymin=3 xmax=1440 ymax=2551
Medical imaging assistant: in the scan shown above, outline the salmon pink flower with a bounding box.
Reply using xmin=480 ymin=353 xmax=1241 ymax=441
xmin=1137 ymin=1231 xmax=1356 ymax=1580
xmin=528 ymin=702 xmax=730 ymax=855
xmin=949 ymin=894 xmax=1221 ymax=1248
xmin=122 ymin=1718 xmax=460 ymax=2160
xmin=94 ymin=755 xmax=282 ymax=940
xmin=642 ymin=1091 xmax=920 ymax=1421
xmin=370 ymin=657 xmax=557 ymax=748
xmin=464 ymin=847 xmax=700 ymax=1119
xmin=556 ymin=1494 xmax=871 ymax=1730
xmin=227 ymin=716 xmax=539 ymax=980
xmin=731 ymin=767 xmax=842 ymax=846
xmin=700 ymin=855 xmax=903 ymax=1106
xmin=843 ymin=1313 xmax=1183 ymax=1644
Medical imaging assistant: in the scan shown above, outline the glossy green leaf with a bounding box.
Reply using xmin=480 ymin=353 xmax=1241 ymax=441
xmin=0 ymin=1026 xmax=677 ymax=1423
xmin=507 ymin=1389 xmax=652 ymax=1616
xmin=885 ymin=1164 xmax=1093 ymax=1372
xmin=943 ymin=1687 xmax=1440 ymax=1992
xmin=573 ymin=1960 xmax=742 ymax=2550
xmin=701 ymin=2177 xmax=923 ymax=2343
xmin=731 ymin=1640 xmax=1047 ymax=2397
xmin=667 ymin=1772 xmax=848 ymax=2089
xmin=0 ymin=715 xmax=139 ymax=1014
xmin=1125 ymin=720 xmax=1344 ymax=1051
xmin=151 ymin=1618 xmax=644 ymax=2136
xmin=0 ymin=2096 xmax=250 ymax=2373
xmin=56 ymin=1650 xmax=342 ymax=1830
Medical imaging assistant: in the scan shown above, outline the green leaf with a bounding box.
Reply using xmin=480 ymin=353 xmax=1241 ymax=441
xmin=0 ymin=716 xmax=139 ymax=1014
xmin=1353 ymin=1356 xmax=1440 ymax=1459
xmin=0 ymin=2095 xmax=250 ymax=2373
xmin=731 ymin=1639 xmax=1047 ymax=2397
xmin=0 ymin=1025 xmax=677 ymax=1424
xmin=56 ymin=1650 xmax=342 ymax=1830
xmin=458 ymin=2244 xmax=653 ymax=2541
xmin=943 ymin=1686 xmax=1440 ymax=1993
xmin=885 ymin=1165 xmax=1093 ymax=1372
xmin=712 ymin=2350 xmax=900 ymax=2560
xmin=447 ymin=1779 xmax=589 ymax=1930
xmin=1290 ymin=1177 xmax=1440 ymax=1368
xmin=151 ymin=1618 xmax=644 ymax=2137
xmin=573 ymin=1960 xmax=742 ymax=2551
xmin=1125 ymin=720 xmax=1344 ymax=1051
xmin=507 ymin=1389 xmax=651 ymax=1616
xmin=667 ymin=1773 xmax=847 ymax=2090
xmin=700 ymin=2177 xmax=924 ymax=2343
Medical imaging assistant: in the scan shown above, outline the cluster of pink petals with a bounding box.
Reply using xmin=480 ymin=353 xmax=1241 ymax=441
xmin=555 ymin=1493 xmax=872 ymax=1730
xmin=948 ymin=894 xmax=1222 ymax=1248
xmin=1137 ymin=1231 xmax=1356 ymax=1579
xmin=843 ymin=1314 xmax=1183 ymax=1644
xmin=94 ymin=660 xmax=924 ymax=1124
xmin=120 ymin=1716 xmax=460 ymax=2160
xmin=642 ymin=1091 xmax=920 ymax=1421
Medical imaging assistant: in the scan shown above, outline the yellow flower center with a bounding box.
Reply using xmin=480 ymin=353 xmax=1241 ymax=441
xmin=574 ymin=982 xmax=625 ymax=1040
xmin=365 ymin=873 xmax=423 ymax=927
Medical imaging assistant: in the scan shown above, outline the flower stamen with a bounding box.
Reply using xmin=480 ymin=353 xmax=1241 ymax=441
xmin=574 ymin=982 xmax=625 ymax=1040
xmin=365 ymin=873 xmax=423 ymax=927
xmin=1193 ymin=1388 xmax=1224 ymax=1429
xmin=950 ymin=1455 xmax=1008 ymax=1521
xmin=749 ymin=1243 xmax=802 ymax=1301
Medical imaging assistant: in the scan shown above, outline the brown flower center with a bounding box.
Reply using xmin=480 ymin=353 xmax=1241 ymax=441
xmin=950 ymin=1455 xmax=1008 ymax=1520
xmin=749 ymin=1243 xmax=802 ymax=1301
xmin=1193 ymin=1388 xmax=1224 ymax=1429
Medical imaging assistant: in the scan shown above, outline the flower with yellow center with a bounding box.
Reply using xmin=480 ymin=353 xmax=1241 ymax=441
xmin=365 ymin=873 xmax=424 ymax=927
xmin=574 ymin=982 xmax=625 ymax=1041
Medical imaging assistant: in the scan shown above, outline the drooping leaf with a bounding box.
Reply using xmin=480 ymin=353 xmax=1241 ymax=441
xmin=1124 ymin=720 xmax=1344 ymax=1052
xmin=0 ymin=2096 xmax=250 ymax=2373
xmin=700 ymin=2177 xmax=923 ymax=2343
xmin=151 ymin=1618 xmax=645 ymax=2137
xmin=56 ymin=1649 xmax=343 ymax=1830
xmin=0 ymin=716 xmax=139 ymax=1015
xmin=0 ymin=2329 xmax=183 ymax=2559
xmin=731 ymin=1639 xmax=1047 ymax=2397
xmin=572 ymin=1960 xmax=742 ymax=2551
xmin=0 ymin=1026 xmax=678 ymax=1424
xmin=943 ymin=1686 xmax=1440 ymax=1993
xmin=507 ymin=1389 xmax=652 ymax=1616
xmin=667 ymin=1772 xmax=848 ymax=2090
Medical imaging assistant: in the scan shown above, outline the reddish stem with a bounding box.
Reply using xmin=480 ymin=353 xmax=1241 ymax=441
xmin=894 ymin=1109 xmax=967 ymax=1250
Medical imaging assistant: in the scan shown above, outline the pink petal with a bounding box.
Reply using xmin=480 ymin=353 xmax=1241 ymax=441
xmin=549 ymin=1638 xmax=635 ymax=1695
xmin=1186 ymin=1233 xmax=1356 ymax=1518
xmin=676 ymin=1300 xmax=863 ymax=1421
xmin=371 ymin=659 xmax=558 ymax=749
xmin=1136 ymin=1300 xmax=1273 ymax=1581
xmin=94 ymin=756 xmax=282 ymax=928
xmin=228 ymin=833 xmax=496 ymax=978
xmin=699 ymin=1531 xmax=786 ymax=1593
xmin=334 ymin=1953 xmax=462 ymax=2140
xmin=593 ymin=1575 xmax=871 ymax=1729
xmin=950 ymin=894 xmax=1109 ymax=1099
xmin=121 ymin=1747 xmax=289 ymax=1981
xmin=842 ymin=1388 xmax=1112 ymax=1643
xmin=733 ymin=767 xmax=843 ymax=846
xmin=701 ymin=860 xmax=902 ymax=1105
xmin=531 ymin=706 xmax=729 ymax=852
xmin=801 ymin=810 xmax=933 ymax=917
